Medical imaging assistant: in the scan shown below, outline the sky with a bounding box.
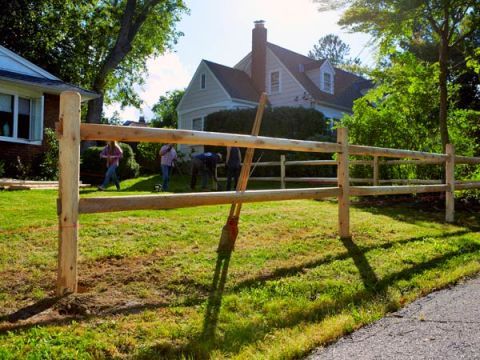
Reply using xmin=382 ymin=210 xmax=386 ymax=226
xmin=105 ymin=0 xmax=374 ymax=122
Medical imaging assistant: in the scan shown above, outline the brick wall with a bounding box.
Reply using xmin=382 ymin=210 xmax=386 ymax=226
xmin=0 ymin=93 xmax=59 ymax=176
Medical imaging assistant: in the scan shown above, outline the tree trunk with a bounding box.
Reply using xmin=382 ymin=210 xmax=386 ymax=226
xmin=81 ymin=0 xmax=162 ymax=151
xmin=439 ymin=41 xmax=450 ymax=152
xmin=438 ymin=33 xmax=450 ymax=152
xmin=86 ymin=91 xmax=104 ymax=124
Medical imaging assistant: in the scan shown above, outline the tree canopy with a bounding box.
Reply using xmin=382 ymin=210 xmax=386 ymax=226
xmin=337 ymin=0 xmax=480 ymax=150
xmin=150 ymin=89 xmax=184 ymax=128
xmin=0 ymin=0 xmax=188 ymax=124
xmin=308 ymin=34 xmax=352 ymax=66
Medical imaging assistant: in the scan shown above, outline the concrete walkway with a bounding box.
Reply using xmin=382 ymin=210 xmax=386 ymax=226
xmin=307 ymin=276 xmax=480 ymax=359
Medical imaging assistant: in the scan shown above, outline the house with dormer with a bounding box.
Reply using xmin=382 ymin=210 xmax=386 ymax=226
xmin=176 ymin=21 xmax=372 ymax=155
xmin=0 ymin=45 xmax=97 ymax=176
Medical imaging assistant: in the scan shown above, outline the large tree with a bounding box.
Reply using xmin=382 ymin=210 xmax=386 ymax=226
xmin=0 ymin=0 xmax=187 ymax=125
xmin=342 ymin=51 xmax=479 ymax=179
xmin=331 ymin=0 xmax=479 ymax=151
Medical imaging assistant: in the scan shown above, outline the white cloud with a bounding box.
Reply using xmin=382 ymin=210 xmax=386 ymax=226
xmin=104 ymin=52 xmax=192 ymax=122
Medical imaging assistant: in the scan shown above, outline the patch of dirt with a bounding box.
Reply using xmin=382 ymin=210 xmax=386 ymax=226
xmin=0 ymin=249 xmax=211 ymax=332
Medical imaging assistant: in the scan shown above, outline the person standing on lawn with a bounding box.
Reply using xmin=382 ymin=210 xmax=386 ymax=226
xmin=159 ymin=143 xmax=177 ymax=191
xmin=98 ymin=141 xmax=123 ymax=191
xmin=226 ymin=146 xmax=242 ymax=191
xmin=190 ymin=152 xmax=222 ymax=191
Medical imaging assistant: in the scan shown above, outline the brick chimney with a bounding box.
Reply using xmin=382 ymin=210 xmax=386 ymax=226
xmin=251 ymin=20 xmax=267 ymax=93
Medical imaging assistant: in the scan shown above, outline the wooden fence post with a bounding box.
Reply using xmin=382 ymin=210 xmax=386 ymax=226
xmin=280 ymin=154 xmax=286 ymax=189
xmin=445 ymin=144 xmax=455 ymax=223
xmin=373 ymin=155 xmax=379 ymax=186
xmin=57 ymin=91 xmax=81 ymax=295
xmin=337 ymin=128 xmax=350 ymax=238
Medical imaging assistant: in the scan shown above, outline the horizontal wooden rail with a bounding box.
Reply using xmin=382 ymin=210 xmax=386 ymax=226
xmin=217 ymin=177 xmax=372 ymax=184
xmin=77 ymin=124 xmax=480 ymax=163
xmin=455 ymin=156 xmax=480 ymax=165
xmin=455 ymin=181 xmax=480 ymax=190
xmin=382 ymin=159 xmax=444 ymax=165
xmin=379 ymin=179 xmax=442 ymax=185
xmin=350 ymin=185 xmax=449 ymax=196
xmin=349 ymin=144 xmax=447 ymax=160
xmin=217 ymin=161 xmax=281 ymax=168
xmin=78 ymin=182 xmax=480 ymax=215
xmin=78 ymin=187 xmax=340 ymax=214
xmin=79 ymin=124 xmax=342 ymax=153
xmin=285 ymin=160 xmax=373 ymax=166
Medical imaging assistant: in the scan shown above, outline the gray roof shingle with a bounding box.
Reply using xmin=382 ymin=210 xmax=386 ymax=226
xmin=267 ymin=42 xmax=372 ymax=111
xmin=203 ymin=60 xmax=260 ymax=103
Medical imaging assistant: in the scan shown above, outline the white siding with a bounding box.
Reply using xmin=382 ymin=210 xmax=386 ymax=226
xmin=234 ymin=54 xmax=251 ymax=76
xmin=265 ymin=48 xmax=311 ymax=108
xmin=306 ymin=62 xmax=335 ymax=95
xmin=177 ymin=61 xmax=230 ymax=113
xmin=0 ymin=46 xmax=58 ymax=79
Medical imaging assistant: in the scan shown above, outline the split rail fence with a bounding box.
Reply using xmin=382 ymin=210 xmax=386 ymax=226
xmin=217 ymin=156 xmax=480 ymax=188
xmin=56 ymin=91 xmax=480 ymax=295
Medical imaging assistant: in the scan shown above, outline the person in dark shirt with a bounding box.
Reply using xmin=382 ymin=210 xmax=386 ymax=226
xmin=190 ymin=152 xmax=223 ymax=190
xmin=225 ymin=146 xmax=242 ymax=191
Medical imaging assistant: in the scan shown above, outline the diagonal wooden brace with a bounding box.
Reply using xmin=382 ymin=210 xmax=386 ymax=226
xmin=217 ymin=92 xmax=268 ymax=252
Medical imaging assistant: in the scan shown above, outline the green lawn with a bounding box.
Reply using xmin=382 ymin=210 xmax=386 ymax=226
xmin=0 ymin=175 xmax=479 ymax=359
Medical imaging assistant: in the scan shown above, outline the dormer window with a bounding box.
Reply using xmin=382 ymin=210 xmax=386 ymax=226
xmin=323 ymin=72 xmax=333 ymax=94
xmin=270 ymin=70 xmax=280 ymax=94
xmin=200 ymin=73 xmax=206 ymax=89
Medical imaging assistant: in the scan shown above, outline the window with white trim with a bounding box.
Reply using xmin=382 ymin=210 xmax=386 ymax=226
xmin=200 ymin=73 xmax=206 ymax=89
xmin=192 ymin=117 xmax=203 ymax=131
xmin=270 ymin=71 xmax=280 ymax=94
xmin=322 ymin=72 xmax=333 ymax=94
xmin=0 ymin=92 xmax=43 ymax=143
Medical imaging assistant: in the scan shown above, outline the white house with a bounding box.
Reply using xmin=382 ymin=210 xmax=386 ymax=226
xmin=177 ymin=21 xmax=372 ymax=155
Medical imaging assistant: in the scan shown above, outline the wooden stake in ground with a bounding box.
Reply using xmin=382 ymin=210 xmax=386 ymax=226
xmin=57 ymin=91 xmax=81 ymax=295
xmin=337 ymin=127 xmax=351 ymax=239
xmin=217 ymin=93 xmax=267 ymax=252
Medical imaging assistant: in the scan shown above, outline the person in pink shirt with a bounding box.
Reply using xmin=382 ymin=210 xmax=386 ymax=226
xmin=98 ymin=141 xmax=123 ymax=191
xmin=159 ymin=143 xmax=177 ymax=191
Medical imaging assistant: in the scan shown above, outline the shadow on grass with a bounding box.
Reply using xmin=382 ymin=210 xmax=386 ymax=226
xmin=201 ymin=251 xmax=232 ymax=342
xmin=340 ymin=236 xmax=379 ymax=291
xmin=0 ymin=295 xmax=67 ymax=323
xmin=133 ymin=238 xmax=480 ymax=359
xmin=133 ymin=249 xmax=234 ymax=360
xmin=231 ymin=230 xmax=471 ymax=292
xmin=2 ymin=231 xmax=479 ymax=359
xmin=353 ymin=200 xmax=480 ymax=232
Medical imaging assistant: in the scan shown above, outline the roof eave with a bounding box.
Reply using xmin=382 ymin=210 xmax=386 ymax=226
xmin=0 ymin=76 xmax=99 ymax=102
xmin=230 ymin=97 xmax=259 ymax=105
xmin=313 ymin=99 xmax=352 ymax=113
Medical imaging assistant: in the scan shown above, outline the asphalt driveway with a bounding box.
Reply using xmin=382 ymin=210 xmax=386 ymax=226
xmin=307 ymin=275 xmax=480 ymax=359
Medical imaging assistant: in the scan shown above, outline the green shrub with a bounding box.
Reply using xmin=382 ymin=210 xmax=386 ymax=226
xmin=204 ymin=107 xmax=334 ymax=177
xmin=135 ymin=142 xmax=162 ymax=174
xmin=81 ymin=142 xmax=140 ymax=183
xmin=33 ymin=128 xmax=59 ymax=180
xmin=0 ymin=160 xmax=4 ymax=178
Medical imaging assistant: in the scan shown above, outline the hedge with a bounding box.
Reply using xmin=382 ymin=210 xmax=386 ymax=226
xmin=204 ymin=107 xmax=336 ymax=177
